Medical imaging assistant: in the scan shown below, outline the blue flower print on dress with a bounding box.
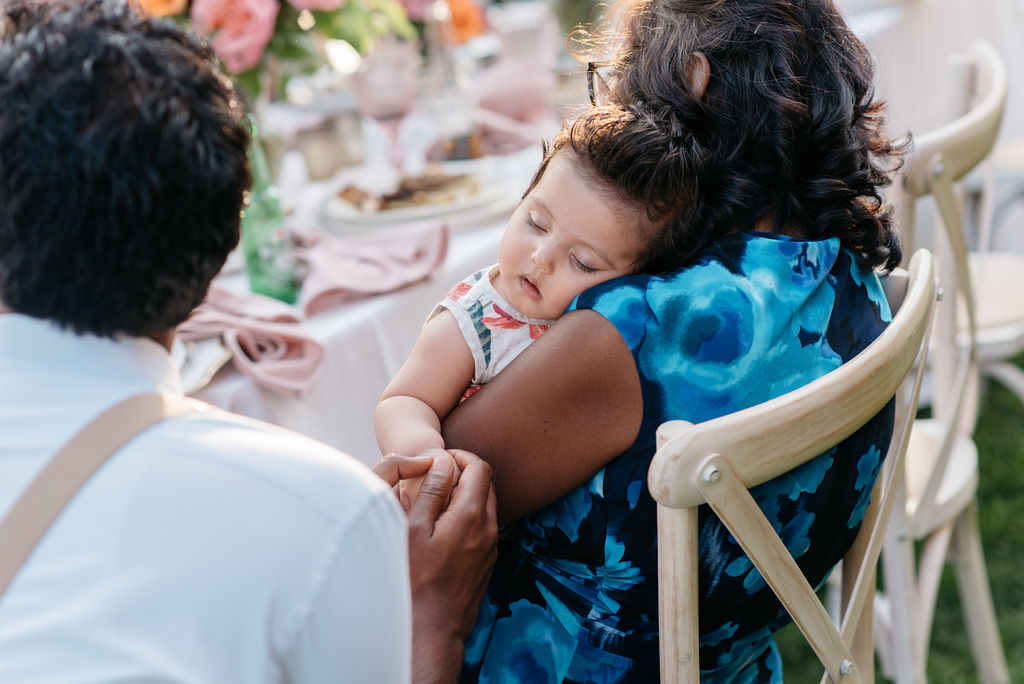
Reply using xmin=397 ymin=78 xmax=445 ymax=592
xmin=463 ymin=233 xmax=894 ymax=684
xmin=702 ymin=620 xmax=740 ymax=648
xmin=476 ymin=599 xmax=576 ymax=683
xmin=723 ymin=507 xmax=816 ymax=594
xmin=854 ymin=443 xmax=883 ymax=493
xmin=700 ymin=628 xmax=780 ymax=683
xmin=847 ymin=443 xmax=884 ymax=529
xmin=518 ymin=476 xmax=600 ymax=547
xmin=464 ymin=591 xmax=499 ymax=668
xmin=599 ymin=534 xmax=644 ymax=599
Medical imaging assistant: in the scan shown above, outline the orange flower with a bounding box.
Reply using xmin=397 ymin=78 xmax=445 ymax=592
xmin=448 ymin=0 xmax=485 ymax=44
xmin=136 ymin=0 xmax=187 ymax=16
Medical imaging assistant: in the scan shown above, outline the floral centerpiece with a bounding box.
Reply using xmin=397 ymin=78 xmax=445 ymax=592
xmin=400 ymin=0 xmax=485 ymax=45
xmin=138 ymin=0 xmax=418 ymax=101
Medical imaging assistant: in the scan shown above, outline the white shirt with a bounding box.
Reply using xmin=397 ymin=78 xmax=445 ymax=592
xmin=0 ymin=314 xmax=410 ymax=683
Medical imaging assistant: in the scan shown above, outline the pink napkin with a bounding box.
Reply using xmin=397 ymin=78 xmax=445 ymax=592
xmin=179 ymin=221 xmax=448 ymax=396
xmin=179 ymin=286 xmax=326 ymax=398
xmin=292 ymin=220 xmax=449 ymax=316
xmin=471 ymin=58 xmax=557 ymax=155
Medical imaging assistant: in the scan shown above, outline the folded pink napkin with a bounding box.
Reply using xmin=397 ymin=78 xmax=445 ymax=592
xmin=292 ymin=220 xmax=449 ymax=316
xmin=179 ymin=221 xmax=447 ymax=396
xmin=179 ymin=286 xmax=325 ymax=398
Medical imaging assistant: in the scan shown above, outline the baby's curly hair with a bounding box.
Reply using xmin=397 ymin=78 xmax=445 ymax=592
xmin=524 ymin=103 xmax=697 ymax=274
xmin=577 ymin=0 xmax=905 ymax=271
xmin=0 ymin=0 xmax=250 ymax=337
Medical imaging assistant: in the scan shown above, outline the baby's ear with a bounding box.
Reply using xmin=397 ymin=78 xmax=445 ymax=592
xmin=686 ymin=51 xmax=711 ymax=99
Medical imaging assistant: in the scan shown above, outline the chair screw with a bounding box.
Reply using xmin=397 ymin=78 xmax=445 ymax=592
xmin=840 ymin=659 xmax=853 ymax=676
xmin=702 ymin=466 xmax=720 ymax=483
xmin=932 ymin=160 xmax=945 ymax=178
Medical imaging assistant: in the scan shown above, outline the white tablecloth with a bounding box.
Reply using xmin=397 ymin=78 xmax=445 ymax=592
xmin=194 ymin=218 xmax=505 ymax=466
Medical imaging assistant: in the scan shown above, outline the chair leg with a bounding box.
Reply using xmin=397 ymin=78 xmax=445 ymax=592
xmin=851 ymin=578 xmax=876 ymax=684
xmin=873 ymin=593 xmax=896 ymax=679
xmin=826 ymin=567 xmax=842 ymax=625
xmin=842 ymin=513 xmax=877 ymax=684
xmin=657 ymin=505 xmax=700 ymax=684
xmin=881 ymin=525 xmax=926 ymax=684
xmin=950 ymin=501 xmax=1009 ymax=684
xmin=915 ymin=522 xmax=954 ymax=650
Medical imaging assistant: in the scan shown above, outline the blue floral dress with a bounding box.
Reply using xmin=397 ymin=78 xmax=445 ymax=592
xmin=459 ymin=233 xmax=894 ymax=684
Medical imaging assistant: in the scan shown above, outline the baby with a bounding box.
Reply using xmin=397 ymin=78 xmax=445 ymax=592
xmin=375 ymin=104 xmax=688 ymax=505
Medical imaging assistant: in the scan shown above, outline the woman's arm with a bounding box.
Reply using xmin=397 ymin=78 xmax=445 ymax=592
xmin=441 ymin=309 xmax=643 ymax=525
xmin=375 ymin=310 xmax=476 ymax=457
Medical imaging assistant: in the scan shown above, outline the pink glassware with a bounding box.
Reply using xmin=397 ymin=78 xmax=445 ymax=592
xmin=351 ymin=40 xmax=420 ymax=173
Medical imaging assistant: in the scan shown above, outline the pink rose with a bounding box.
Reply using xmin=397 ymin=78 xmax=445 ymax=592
xmin=190 ymin=0 xmax=279 ymax=74
xmin=287 ymin=0 xmax=344 ymax=9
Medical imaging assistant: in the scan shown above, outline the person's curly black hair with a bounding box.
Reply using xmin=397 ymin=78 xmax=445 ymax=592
xmin=578 ymin=0 xmax=906 ymax=272
xmin=0 ymin=0 xmax=250 ymax=337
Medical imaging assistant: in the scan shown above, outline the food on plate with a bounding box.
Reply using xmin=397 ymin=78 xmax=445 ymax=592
xmin=336 ymin=169 xmax=479 ymax=213
xmin=336 ymin=184 xmax=377 ymax=212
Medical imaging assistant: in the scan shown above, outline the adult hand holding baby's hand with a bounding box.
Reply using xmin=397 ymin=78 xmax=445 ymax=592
xmin=373 ymin=448 xmax=497 ymax=684
xmin=373 ymin=448 xmax=463 ymax=511
xmin=400 ymin=448 xmax=462 ymax=511
xmin=371 ymin=451 xmax=433 ymax=489
xmin=407 ymin=449 xmax=497 ymax=683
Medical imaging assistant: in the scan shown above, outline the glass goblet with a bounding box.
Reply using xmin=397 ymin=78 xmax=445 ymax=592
xmin=351 ymin=39 xmax=421 ymax=175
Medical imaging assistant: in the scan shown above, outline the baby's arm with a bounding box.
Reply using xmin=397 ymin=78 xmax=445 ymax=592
xmin=375 ymin=309 xmax=476 ymax=458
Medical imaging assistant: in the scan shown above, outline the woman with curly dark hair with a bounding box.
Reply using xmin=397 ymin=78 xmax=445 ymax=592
xmin=440 ymin=0 xmax=906 ymax=681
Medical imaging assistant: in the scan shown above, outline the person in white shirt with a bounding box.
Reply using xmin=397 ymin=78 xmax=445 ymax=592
xmin=0 ymin=1 xmax=496 ymax=682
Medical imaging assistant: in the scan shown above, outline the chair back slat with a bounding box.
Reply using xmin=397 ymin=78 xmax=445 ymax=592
xmin=903 ymin=42 xmax=1007 ymax=199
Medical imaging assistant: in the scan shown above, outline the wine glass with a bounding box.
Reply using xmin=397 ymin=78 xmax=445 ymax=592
xmin=351 ymin=39 xmax=420 ymax=175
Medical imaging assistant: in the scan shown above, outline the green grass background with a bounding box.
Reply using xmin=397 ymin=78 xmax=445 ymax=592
xmin=776 ymin=367 xmax=1024 ymax=682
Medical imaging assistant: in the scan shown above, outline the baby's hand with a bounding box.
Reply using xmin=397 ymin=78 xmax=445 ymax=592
xmin=398 ymin=448 xmax=463 ymax=512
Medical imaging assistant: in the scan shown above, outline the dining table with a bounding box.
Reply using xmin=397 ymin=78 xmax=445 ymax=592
xmin=190 ymin=139 xmax=543 ymax=467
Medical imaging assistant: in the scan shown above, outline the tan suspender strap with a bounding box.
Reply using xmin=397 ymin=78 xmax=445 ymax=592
xmin=0 ymin=392 xmax=201 ymax=599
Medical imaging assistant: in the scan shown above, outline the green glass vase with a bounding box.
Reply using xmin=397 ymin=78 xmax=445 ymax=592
xmin=241 ymin=121 xmax=299 ymax=304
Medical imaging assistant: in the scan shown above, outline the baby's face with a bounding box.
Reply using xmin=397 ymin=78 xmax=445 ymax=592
xmin=493 ymin=153 xmax=649 ymax=320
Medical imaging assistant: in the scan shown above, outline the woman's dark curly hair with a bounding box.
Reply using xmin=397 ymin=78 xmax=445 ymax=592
xmin=577 ymin=0 xmax=905 ymax=271
xmin=0 ymin=0 xmax=250 ymax=337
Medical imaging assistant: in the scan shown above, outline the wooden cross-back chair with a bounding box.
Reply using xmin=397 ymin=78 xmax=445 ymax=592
xmin=911 ymin=38 xmax=1024 ymax=414
xmin=649 ymin=249 xmax=937 ymax=684
xmin=877 ymin=40 xmax=1010 ymax=684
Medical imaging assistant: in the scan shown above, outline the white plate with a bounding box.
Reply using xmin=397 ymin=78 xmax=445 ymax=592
xmin=321 ymin=180 xmax=510 ymax=226
xmin=318 ymin=146 xmax=541 ymax=231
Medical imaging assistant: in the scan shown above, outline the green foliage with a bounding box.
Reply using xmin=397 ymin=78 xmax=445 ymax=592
xmin=194 ymin=0 xmax=416 ymax=102
xmin=311 ymin=1 xmax=416 ymax=53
